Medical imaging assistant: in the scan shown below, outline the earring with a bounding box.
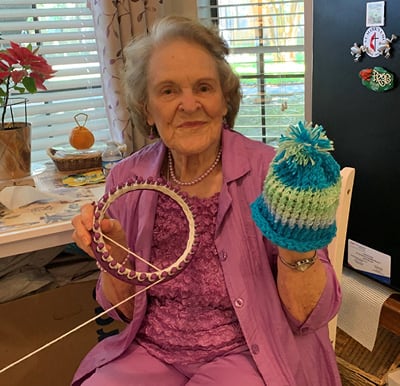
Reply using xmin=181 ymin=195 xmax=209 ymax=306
xmin=149 ymin=125 xmax=155 ymax=140
xmin=222 ymin=117 xmax=230 ymax=131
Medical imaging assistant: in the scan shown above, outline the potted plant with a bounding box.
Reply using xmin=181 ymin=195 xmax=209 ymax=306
xmin=0 ymin=41 xmax=56 ymax=180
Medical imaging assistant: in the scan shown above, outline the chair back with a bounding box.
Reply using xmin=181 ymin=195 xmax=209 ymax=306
xmin=328 ymin=167 xmax=356 ymax=347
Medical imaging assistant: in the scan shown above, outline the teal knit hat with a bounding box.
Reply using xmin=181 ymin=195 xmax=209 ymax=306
xmin=251 ymin=121 xmax=341 ymax=252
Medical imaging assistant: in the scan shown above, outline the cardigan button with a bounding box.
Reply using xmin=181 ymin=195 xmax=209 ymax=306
xmin=219 ymin=250 xmax=228 ymax=261
xmin=300 ymin=326 xmax=310 ymax=334
xmin=251 ymin=344 xmax=260 ymax=354
xmin=234 ymin=298 xmax=244 ymax=308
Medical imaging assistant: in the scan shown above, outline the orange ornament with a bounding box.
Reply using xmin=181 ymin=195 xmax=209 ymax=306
xmin=69 ymin=113 xmax=95 ymax=150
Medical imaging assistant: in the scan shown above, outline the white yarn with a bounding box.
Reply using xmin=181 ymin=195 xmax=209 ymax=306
xmin=0 ymin=278 xmax=164 ymax=374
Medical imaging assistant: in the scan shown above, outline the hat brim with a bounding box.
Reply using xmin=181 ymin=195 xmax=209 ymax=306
xmin=251 ymin=195 xmax=337 ymax=252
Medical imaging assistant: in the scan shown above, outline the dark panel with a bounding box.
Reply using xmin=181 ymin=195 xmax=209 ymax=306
xmin=312 ymin=0 xmax=400 ymax=290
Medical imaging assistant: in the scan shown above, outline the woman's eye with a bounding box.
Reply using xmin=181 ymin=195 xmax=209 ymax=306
xmin=198 ymin=84 xmax=211 ymax=92
xmin=161 ymin=88 xmax=173 ymax=95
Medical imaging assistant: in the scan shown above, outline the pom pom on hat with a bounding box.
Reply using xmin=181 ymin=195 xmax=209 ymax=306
xmin=251 ymin=121 xmax=341 ymax=252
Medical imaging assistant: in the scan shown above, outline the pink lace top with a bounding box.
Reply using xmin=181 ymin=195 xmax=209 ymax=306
xmin=136 ymin=191 xmax=246 ymax=365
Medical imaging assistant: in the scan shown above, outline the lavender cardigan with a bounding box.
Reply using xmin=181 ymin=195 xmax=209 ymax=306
xmin=72 ymin=129 xmax=342 ymax=386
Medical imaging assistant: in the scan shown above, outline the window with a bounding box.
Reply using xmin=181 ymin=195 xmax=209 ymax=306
xmin=197 ymin=0 xmax=305 ymax=146
xmin=0 ymin=0 xmax=109 ymax=163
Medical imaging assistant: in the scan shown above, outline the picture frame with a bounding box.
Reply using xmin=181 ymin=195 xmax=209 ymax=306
xmin=366 ymin=1 xmax=385 ymax=27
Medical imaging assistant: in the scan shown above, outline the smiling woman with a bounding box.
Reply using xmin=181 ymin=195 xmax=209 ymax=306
xmin=70 ymin=15 xmax=342 ymax=386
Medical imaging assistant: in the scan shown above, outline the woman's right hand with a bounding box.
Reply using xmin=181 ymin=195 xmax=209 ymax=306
xmin=72 ymin=203 xmax=135 ymax=321
xmin=71 ymin=203 xmax=127 ymax=260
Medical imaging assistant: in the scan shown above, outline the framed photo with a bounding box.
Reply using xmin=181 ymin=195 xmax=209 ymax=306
xmin=366 ymin=1 xmax=385 ymax=27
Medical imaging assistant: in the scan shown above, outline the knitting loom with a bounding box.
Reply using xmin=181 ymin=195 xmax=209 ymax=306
xmin=91 ymin=176 xmax=197 ymax=285
xmin=0 ymin=177 xmax=197 ymax=375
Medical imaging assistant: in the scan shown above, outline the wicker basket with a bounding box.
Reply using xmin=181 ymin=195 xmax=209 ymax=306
xmin=335 ymin=327 xmax=400 ymax=386
xmin=47 ymin=147 xmax=102 ymax=172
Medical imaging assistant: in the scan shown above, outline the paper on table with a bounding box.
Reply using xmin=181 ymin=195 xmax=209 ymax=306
xmin=338 ymin=267 xmax=399 ymax=351
xmin=0 ymin=185 xmax=76 ymax=210
xmin=89 ymin=185 xmax=105 ymax=201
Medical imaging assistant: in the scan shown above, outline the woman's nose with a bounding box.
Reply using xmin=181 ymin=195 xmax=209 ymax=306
xmin=178 ymin=90 xmax=200 ymax=112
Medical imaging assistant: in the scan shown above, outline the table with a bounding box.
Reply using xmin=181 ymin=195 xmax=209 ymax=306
xmin=0 ymin=162 xmax=104 ymax=259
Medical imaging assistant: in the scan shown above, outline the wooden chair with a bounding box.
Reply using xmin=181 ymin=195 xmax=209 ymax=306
xmin=327 ymin=167 xmax=356 ymax=347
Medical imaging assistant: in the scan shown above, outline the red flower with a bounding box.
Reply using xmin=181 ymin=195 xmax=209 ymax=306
xmin=0 ymin=41 xmax=56 ymax=127
xmin=30 ymin=72 xmax=48 ymax=90
xmin=0 ymin=71 xmax=9 ymax=81
xmin=11 ymin=70 xmax=26 ymax=84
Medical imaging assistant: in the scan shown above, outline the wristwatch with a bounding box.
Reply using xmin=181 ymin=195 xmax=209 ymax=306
xmin=278 ymin=252 xmax=317 ymax=272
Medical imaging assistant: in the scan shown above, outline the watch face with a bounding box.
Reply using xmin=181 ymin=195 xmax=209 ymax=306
xmin=363 ymin=26 xmax=387 ymax=57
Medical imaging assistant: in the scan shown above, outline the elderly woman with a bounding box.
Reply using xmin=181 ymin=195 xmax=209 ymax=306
xmin=71 ymin=16 xmax=342 ymax=386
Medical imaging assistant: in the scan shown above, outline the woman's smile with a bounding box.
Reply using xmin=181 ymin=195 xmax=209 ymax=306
xmin=176 ymin=120 xmax=206 ymax=129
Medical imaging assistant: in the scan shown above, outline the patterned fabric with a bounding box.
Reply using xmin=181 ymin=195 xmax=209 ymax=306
xmin=251 ymin=121 xmax=341 ymax=252
xmin=137 ymin=191 xmax=246 ymax=365
xmin=88 ymin=0 xmax=165 ymax=154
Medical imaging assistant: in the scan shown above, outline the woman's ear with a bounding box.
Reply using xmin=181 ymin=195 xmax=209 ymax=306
xmin=223 ymin=99 xmax=229 ymax=117
xmin=144 ymin=103 xmax=154 ymax=126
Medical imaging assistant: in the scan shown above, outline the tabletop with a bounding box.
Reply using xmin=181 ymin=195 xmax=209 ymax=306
xmin=0 ymin=162 xmax=105 ymax=259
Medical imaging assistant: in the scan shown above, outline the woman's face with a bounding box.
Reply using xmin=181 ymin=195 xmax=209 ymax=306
xmin=145 ymin=39 xmax=228 ymax=155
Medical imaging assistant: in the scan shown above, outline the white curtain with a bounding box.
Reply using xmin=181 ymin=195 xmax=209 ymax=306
xmin=89 ymin=0 xmax=166 ymax=155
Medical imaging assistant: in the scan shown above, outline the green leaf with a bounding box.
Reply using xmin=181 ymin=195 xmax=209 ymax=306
xmin=22 ymin=77 xmax=37 ymax=93
xmin=13 ymin=86 xmax=25 ymax=94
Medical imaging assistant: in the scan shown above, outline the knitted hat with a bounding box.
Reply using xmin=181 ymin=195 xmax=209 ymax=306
xmin=251 ymin=121 xmax=341 ymax=252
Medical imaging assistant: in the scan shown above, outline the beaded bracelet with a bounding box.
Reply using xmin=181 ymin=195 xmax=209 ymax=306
xmin=278 ymin=251 xmax=317 ymax=272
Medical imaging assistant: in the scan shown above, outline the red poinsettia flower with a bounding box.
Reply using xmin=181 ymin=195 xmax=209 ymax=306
xmin=0 ymin=60 xmax=9 ymax=72
xmin=11 ymin=69 xmax=27 ymax=84
xmin=0 ymin=41 xmax=56 ymax=128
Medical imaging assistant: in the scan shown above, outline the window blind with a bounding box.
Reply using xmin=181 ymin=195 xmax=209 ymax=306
xmin=0 ymin=0 xmax=109 ymax=163
xmin=197 ymin=0 xmax=305 ymax=145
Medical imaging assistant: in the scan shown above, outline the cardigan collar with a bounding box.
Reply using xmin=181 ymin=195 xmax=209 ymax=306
xmin=143 ymin=128 xmax=253 ymax=184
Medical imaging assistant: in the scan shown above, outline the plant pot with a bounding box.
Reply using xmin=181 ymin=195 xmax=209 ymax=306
xmin=0 ymin=122 xmax=31 ymax=180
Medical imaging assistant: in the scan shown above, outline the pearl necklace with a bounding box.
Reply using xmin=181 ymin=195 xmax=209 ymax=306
xmin=168 ymin=148 xmax=222 ymax=186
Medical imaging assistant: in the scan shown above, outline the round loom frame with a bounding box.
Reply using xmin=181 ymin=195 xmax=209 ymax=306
xmin=91 ymin=176 xmax=197 ymax=285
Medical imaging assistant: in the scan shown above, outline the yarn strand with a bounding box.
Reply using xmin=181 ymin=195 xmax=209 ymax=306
xmin=0 ymin=278 xmax=164 ymax=374
xmin=277 ymin=121 xmax=334 ymax=166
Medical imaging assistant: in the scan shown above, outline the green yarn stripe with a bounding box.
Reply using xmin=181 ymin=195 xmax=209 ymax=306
xmin=262 ymin=172 xmax=341 ymax=229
